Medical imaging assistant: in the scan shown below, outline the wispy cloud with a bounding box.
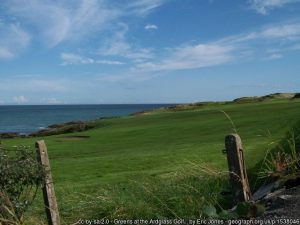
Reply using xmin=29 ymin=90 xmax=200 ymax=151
xmin=249 ymin=0 xmax=300 ymax=15
xmin=1 ymin=0 xmax=167 ymax=60
xmin=144 ymin=24 xmax=158 ymax=30
xmin=3 ymin=0 xmax=120 ymax=47
xmin=0 ymin=22 xmax=31 ymax=60
xmin=134 ymin=44 xmax=236 ymax=72
xmin=130 ymin=20 xmax=300 ymax=73
xmin=260 ymin=23 xmax=300 ymax=39
xmin=61 ymin=53 xmax=124 ymax=65
xmin=217 ymin=22 xmax=300 ymax=44
xmin=3 ymin=0 xmax=167 ymax=48
xmin=124 ymin=0 xmax=168 ymax=15
xmin=99 ymin=23 xmax=154 ymax=61
xmin=219 ymin=21 xmax=300 ymax=59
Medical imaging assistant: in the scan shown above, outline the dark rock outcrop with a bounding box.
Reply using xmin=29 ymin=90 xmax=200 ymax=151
xmin=0 ymin=132 xmax=20 ymax=139
xmin=29 ymin=121 xmax=90 ymax=137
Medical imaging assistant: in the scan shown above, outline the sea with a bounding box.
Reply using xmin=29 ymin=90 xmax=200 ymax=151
xmin=0 ymin=104 xmax=173 ymax=134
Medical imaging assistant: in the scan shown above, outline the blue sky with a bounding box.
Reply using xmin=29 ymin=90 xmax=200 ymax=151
xmin=1 ymin=0 xmax=300 ymax=104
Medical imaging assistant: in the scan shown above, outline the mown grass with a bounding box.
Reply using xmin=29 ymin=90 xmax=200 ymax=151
xmin=2 ymin=99 xmax=300 ymax=224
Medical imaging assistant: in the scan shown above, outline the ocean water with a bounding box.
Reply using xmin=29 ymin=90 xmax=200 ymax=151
xmin=0 ymin=104 xmax=173 ymax=134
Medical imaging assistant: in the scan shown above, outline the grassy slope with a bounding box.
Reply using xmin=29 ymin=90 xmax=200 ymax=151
xmin=2 ymin=99 xmax=300 ymax=222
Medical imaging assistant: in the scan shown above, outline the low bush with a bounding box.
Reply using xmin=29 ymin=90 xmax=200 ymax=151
xmin=0 ymin=143 xmax=44 ymax=225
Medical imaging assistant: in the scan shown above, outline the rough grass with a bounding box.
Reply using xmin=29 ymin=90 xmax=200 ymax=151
xmin=2 ymin=99 xmax=300 ymax=224
xmin=62 ymin=164 xmax=228 ymax=222
xmin=254 ymin=120 xmax=300 ymax=183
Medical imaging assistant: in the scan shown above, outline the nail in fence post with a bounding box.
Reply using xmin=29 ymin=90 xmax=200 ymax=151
xmin=36 ymin=140 xmax=61 ymax=225
xmin=224 ymin=134 xmax=252 ymax=203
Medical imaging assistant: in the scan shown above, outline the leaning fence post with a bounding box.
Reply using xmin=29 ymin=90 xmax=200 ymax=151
xmin=224 ymin=134 xmax=252 ymax=203
xmin=36 ymin=140 xmax=61 ymax=225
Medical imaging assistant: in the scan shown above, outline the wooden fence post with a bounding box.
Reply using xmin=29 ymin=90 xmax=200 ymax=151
xmin=224 ymin=134 xmax=252 ymax=203
xmin=36 ymin=140 xmax=61 ymax=225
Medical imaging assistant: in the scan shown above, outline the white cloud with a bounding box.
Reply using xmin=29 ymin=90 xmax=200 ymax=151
xmin=12 ymin=96 xmax=28 ymax=104
xmin=0 ymin=23 xmax=31 ymax=60
xmin=96 ymin=60 xmax=125 ymax=65
xmin=218 ymin=22 xmax=300 ymax=44
xmin=61 ymin=53 xmax=124 ymax=65
xmin=125 ymin=0 xmax=168 ymax=15
xmin=134 ymin=44 xmax=236 ymax=72
xmin=249 ymin=0 xmax=300 ymax=15
xmin=144 ymin=24 xmax=158 ymax=30
xmin=99 ymin=23 xmax=154 ymax=61
xmin=260 ymin=23 xmax=300 ymax=39
xmin=61 ymin=53 xmax=92 ymax=65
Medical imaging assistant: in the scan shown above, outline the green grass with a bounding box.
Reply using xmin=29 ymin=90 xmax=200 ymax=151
xmin=2 ymin=99 xmax=300 ymax=224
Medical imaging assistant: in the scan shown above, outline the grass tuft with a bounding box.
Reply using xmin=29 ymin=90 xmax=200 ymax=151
xmin=258 ymin=121 xmax=300 ymax=180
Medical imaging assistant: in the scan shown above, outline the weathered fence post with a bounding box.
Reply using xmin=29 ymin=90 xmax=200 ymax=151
xmin=36 ymin=140 xmax=61 ymax=225
xmin=224 ymin=134 xmax=252 ymax=203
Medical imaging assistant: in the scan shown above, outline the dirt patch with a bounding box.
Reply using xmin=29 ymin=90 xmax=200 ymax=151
xmin=59 ymin=135 xmax=90 ymax=141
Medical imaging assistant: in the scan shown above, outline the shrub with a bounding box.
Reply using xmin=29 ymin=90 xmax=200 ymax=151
xmin=0 ymin=143 xmax=44 ymax=225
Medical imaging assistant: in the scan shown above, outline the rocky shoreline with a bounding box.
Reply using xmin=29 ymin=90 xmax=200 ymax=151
xmin=0 ymin=121 xmax=94 ymax=139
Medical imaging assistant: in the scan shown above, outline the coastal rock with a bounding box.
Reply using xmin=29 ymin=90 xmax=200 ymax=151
xmin=29 ymin=121 xmax=89 ymax=137
xmin=0 ymin=132 xmax=20 ymax=139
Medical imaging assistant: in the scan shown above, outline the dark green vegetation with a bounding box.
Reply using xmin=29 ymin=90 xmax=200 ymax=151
xmin=2 ymin=97 xmax=300 ymax=224
xmin=0 ymin=145 xmax=44 ymax=224
xmin=257 ymin=120 xmax=300 ymax=181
